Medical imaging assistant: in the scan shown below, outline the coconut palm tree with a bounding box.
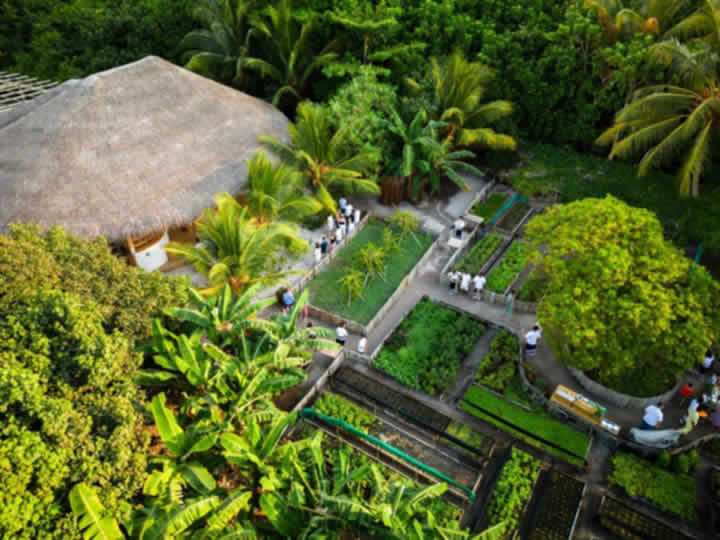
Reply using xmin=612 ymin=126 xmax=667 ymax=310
xmin=165 ymin=192 xmax=308 ymax=296
xmin=261 ymin=101 xmax=380 ymax=215
xmin=244 ymin=0 xmax=338 ymax=107
xmin=407 ymin=51 xmax=516 ymax=151
xmin=597 ymin=41 xmax=720 ymax=196
xmin=245 ymin=151 xmax=322 ymax=223
xmin=179 ymin=0 xmax=256 ymax=87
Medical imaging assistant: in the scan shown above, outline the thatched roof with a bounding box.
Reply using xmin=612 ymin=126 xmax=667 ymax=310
xmin=0 ymin=56 xmax=290 ymax=241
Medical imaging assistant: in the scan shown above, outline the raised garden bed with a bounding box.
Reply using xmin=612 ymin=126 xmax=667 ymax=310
xmin=373 ymin=299 xmax=486 ymax=396
xmin=495 ymin=201 xmax=531 ymax=231
xmin=598 ymin=495 xmax=695 ymax=540
xmin=525 ymin=470 xmax=584 ymax=540
xmin=474 ymin=330 xmax=518 ymax=392
xmin=313 ymin=392 xmax=376 ymax=431
xmin=609 ymin=452 xmax=697 ymax=522
xmin=486 ymin=448 xmax=542 ymax=538
xmin=517 ymin=271 xmax=549 ymax=302
xmin=305 ymin=221 xmax=434 ymax=324
xmin=456 ymin=232 xmax=503 ymax=275
xmin=461 ymin=385 xmax=589 ymax=465
xmin=485 ymin=241 xmax=528 ymax=293
xmin=471 ymin=192 xmax=509 ymax=221
xmin=446 ymin=421 xmax=495 ymax=457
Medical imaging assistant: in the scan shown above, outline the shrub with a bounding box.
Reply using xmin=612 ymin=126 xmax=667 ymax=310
xmin=0 ymin=292 xmax=148 ymax=538
xmin=0 ymin=224 xmax=189 ymax=342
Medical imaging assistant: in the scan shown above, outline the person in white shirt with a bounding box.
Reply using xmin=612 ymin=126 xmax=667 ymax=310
xmin=460 ymin=272 xmax=472 ymax=294
xmin=472 ymin=274 xmax=486 ymax=299
xmin=453 ymin=218 xmax=465 ymax=239
xmin=357 ymin=334 xmax=368 ymax=354
xmin=345 ymin=203 xmax=353 ymax=219
xmin=702 ymin=347 xmax=715 ymax=372
xmin=313 ymin=242 xmax=322 ymax=263
xmin=641 ymin=404 xmax=664 ymax=430
xmin=348 ymin=219 xmax=355 ymax=234
xmin=448 ymin=271 xmax=458 ymax=295
xmin=524 ymin=325 xmax=542 ymax=357
xmin=336 ymin=224 xmax=344 ymax=243
xmin=327 ymin=214 xmax=335 ymax=234
xmin=354 ymin=208 xmax=361 ymax=224
xmin=335 ymin=322 xmax=348 ymax=346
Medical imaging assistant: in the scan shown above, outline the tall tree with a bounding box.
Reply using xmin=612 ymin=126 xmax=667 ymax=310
xmin=179 ymin=0 xmax=256 ymax=87
xmin=597 ymin=41 xmax=720 ymax=196
xmin=245 ymin=151 xmax=322 ymax=223
xmin=262 ymin=101 xmax=380 ymax=215
xmin=408 ymin=51 xmax=516 ymax=151
xmin=165 ymin=192 xmax=308 ymax=295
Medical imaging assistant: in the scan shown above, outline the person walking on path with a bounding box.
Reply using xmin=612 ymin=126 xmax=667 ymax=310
xmin=336 ymin=222 xmax=344 ymax=243
xmin=320 ymin=236 xmax=328 ymax=255
xmin=354 ymin=208 xmax=361 ymax=225
xmin=335 ymin=321 xmax=348 ymax=346
xmin=448 ymin=271 xmax=458 ymax=295
xmin=327 ymin=214 xmax=336 ymax=234
xmin=524 ymin=325 xmax=542 ymax=357
xmin=702 ymin=347 xmax=715 ymax=373
xmin=460 ymin=272 xmax=472 ymax=295
xmin=313 ymin=242 xmax=322 ymax=263
xmin=329 ymin=232 xmax=336 ymax=254
xmin=640 ymin=403 xmax=663 ymax=430
xmin=503 ymin=289 xmax=516 ymax=319
xmin=679 ymin=382 xmax=695 ymax=406
xmin=472 ymin=274 xmax=486 ymax=299
xmin=357 ymin=332 xmax=368 ymax=354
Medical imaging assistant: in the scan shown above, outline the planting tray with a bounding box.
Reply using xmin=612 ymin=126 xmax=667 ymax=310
xmin=597 ymin=495 xmax=695 ymax=540
xmin=521 ymin=470 xmax=584 ymax=540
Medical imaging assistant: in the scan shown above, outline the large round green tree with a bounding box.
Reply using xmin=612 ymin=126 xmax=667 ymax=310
xmin=525 ymin=196 xmax=720 ymax=395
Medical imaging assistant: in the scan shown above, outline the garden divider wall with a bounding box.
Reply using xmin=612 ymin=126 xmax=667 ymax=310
xmin=569 ymin=367 xmax=682 ymax=409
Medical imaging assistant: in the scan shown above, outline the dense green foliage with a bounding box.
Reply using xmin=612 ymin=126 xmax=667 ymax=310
xmin=486 ymin=449 xmax=542 ymax=537
xmin=474 ymin=331 xmax=519 ymax=392
xmin=313 ymin=393 xmax=376 ymax=431
xmin=462 ymin=386 xmax=589 ymax=464
xmin=374 ymin=299 xmax=486 ymax=395
xmin=485 ymin=241 xmax=528 ymax=293
xmin=525 ymin=196 xmax=720 ymax=395
xmin=610 ymin=452 xmax=697 ymax=521
xmin=457 ymin=232 xmax=503 ymax=275
xmin=516 ymin=272 xmax=549 ymax=302
xmin=306 ymin=222 xmax=433 ymax=323
xmin=0 ymin=224 xmax=188 ymax=342
xmin=471 ymin=193 xmax=509 ymax=220
xmin=0 ymin=292 xmax=148 ymax=538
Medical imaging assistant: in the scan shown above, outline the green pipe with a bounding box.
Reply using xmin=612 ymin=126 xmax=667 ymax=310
xmin=301 ymin=407 xmax=475 ymax=500
xmin=490 ymin=192 xmax=520 ymax=225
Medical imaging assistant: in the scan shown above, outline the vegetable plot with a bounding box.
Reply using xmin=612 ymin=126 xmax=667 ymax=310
xmin=496 ymin=201 xmax=530 ymax=231
xmin=485 ymin=241 xmax=527 ymax=293
xmin=373 ymin=299 xmax=486 ymax=395
xmin=313 ymin=393 xmax=376 ymax=432
xmin=527 ymin=471 xmax=584 ymax=540
xmin=471 ymin=193 xmax=509 ymax=220
xmin=473 ymin=330 xmax=518 ymax=392
xmin=456 ymin=232 xmax=503 ymax=275
xmin=598 ymin=496 xmax=694 ymax=540
xmin=487 ymin=448 xmax=542 ymax=537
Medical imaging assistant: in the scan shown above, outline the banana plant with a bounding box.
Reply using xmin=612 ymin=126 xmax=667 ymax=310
xmin=69 ymin=483 xmax=124 ymax=540
xmin=164 ymin=283 xmax=275 ymax=347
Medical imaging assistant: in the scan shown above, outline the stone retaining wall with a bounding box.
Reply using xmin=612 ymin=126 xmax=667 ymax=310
xmin=569 ymin=367 xmax=682 ymax=408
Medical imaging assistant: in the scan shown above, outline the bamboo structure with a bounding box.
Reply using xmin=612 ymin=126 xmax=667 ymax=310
xmin=0 ymin=71 xmax=57 ymax=113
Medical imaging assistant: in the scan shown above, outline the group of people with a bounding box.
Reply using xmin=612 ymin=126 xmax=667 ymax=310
xmin=314 ymin=198 xmax=361 ymax=263
xmin=448 ymin=270 xmax=486 ymax=298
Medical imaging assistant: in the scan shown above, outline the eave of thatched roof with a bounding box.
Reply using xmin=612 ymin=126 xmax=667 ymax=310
xmin=0 ymin=56 xmax=290 ymax=242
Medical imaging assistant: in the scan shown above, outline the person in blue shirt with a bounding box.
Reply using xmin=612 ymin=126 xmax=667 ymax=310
xmin=338 ymin=197 xmax=347 ymax=213
xmin=281 ymin=290 xmax=295 ymax=311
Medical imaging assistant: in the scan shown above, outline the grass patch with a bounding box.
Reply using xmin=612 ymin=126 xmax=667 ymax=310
xmin=456 ymin=232 xmax=503 ymax=275
xmin=306 ymin=222 xmax=433 ymax=324
xmin=373 ymin=299 xmax=486 ymax=395
xmin=471 ymin=193 xmax=509 ymax=220
xmin=461 ymin=385 xmax=589 ymax=465
xmin=610 ymin=452 xmax=696 ymax=522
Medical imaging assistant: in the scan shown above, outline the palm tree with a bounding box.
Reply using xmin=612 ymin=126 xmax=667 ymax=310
xmin=244 ymin=0 xmax=338 ymax=107
xmin=165 ymin=192 xmax=308 ymax=296
xmin=408 ymin=51 xmax=516 ymax=151
xmin=596 ymin=41 xmax=720 ymax=196
xmin=179 ymin=0 xmax=255 ymax=87
xmin=245 ymin=151 xmax=322 ymax=223
xmin=261 ymin=101 xmax=380 ymax=215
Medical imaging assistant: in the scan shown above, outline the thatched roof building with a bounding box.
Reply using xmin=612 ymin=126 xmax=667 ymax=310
xmin=0 ymin=56 xmax=289 ymax=242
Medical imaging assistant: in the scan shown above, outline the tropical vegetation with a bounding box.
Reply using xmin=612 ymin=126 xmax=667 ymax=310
xmin=485 ymin=241 xmax=528 ymax=294
xmin=524 ymin=196 xmax=720 ymax=395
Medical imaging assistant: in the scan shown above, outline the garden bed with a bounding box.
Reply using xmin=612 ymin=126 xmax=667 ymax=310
xmin=524 ymin=470 xmax=584 ymax=540
xmin=598 ymin=495 xmax=695 ymax=540
xmin=516 ymin=271 xmax=549 ymax=302
xmin=609 ymin=452 xmax=697 ymax=522
xmin=470 ymin=192 xmax=509 ymax=221
xmin=473 ymin=330 xmax=518 ymax=392
xmin=495 ymin=201 xmax=531 ymax=231
xmin=373 ymin=299 xmax=486 ymax=396
xmin=305 ymin=221 xmax=434 ymax=324
xmin=485 ymin=448 xmax=542 ymax=538
xmin=485 ymin=240 xmax=528 ymax=293
xmin=455 ymin=232 xmax=504 ymax=275
xmin=461 ymin=385 xmax=590 ymax=465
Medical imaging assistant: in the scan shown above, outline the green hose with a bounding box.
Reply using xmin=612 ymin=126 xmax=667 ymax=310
xmin=301 ymin=407 xmax=475 ymax=500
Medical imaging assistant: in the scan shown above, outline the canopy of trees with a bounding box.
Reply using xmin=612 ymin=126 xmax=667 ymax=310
xmin=525 ymin=196 xmax=720 ymax=396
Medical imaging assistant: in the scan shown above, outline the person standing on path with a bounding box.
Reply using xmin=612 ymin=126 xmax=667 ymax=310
xmin=524 ymin=325 xmax=542 ymax=357
xmin=702 ymin=347 xmax=715 ymax=373
xmin=503 ymin=289 xmax=516 ymax=319
xmin=320 ymin=236 xmax=328 ymax=255
xmin=460 ymin=272 xmax=472 ymax=295
xmin=354 ymin=208 xmax=361 ymax=225
xmin=357 ymin=332 xmax=368 ymax=354
xmin=328 ymin=232 xmax=336 ymax=254
xmin=327 ymin=214 xmax=336 ymax=234
xmin=335 ymin=321 xmax=348 ymax=346
xmin=448 ymin=271 xmax=458 ymax=295
xmin=313 ymin=242 xmax=322 ymax=263
xmin=472 ymin=274 xmax=486 ymax=299
xmin=640 ymin=403 xmax=663 ymax=430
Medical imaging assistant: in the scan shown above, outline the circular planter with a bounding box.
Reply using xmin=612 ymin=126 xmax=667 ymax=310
xmin=568 ymin=367 xmax=681 ymax=408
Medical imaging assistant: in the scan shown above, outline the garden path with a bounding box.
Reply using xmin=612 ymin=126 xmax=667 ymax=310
xmin=444 ymin=327 xmax=499 ymax=406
